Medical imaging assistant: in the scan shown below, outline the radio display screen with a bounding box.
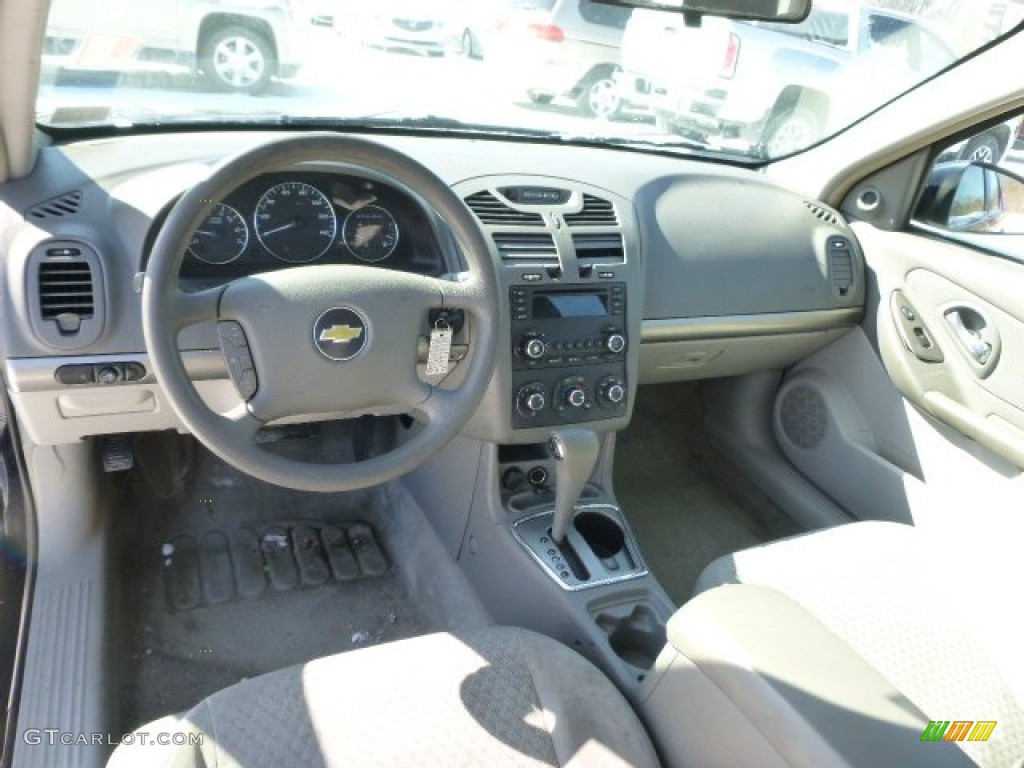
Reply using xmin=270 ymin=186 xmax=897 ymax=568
xmin=533 ymin=291 xmax=608 ymax=319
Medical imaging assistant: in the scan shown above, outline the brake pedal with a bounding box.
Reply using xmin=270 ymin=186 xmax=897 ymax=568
xmin=101 ymin=435 xmax=134 ymax=472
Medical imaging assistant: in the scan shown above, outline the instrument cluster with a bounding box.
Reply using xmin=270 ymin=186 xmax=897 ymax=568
xmin=175 ymin=171 xmax=447 ymax=280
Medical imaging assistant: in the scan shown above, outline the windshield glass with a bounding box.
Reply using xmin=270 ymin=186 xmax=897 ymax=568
xmin=35 ymin=0 xmax=1022 ymax=161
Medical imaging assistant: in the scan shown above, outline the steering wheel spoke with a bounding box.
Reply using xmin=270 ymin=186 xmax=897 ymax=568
xmin=172 ymin=286 xmax=224 ymax=329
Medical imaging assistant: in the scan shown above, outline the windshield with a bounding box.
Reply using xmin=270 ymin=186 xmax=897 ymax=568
xmin=35 ymin=0 xmax=1022 ymax=161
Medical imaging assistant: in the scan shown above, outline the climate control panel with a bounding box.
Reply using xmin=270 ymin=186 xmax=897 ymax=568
xmin=510 ymin=283 xmax=628 ymax=428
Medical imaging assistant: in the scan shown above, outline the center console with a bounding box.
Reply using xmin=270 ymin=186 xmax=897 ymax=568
xmin=510 ymin=283 xmax=628 ymax=428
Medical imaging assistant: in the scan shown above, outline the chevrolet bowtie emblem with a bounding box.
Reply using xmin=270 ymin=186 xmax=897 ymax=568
xmin=319 ymin=325 xmax=363 ymax=344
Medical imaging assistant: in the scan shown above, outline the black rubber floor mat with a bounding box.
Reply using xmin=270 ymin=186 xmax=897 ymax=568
xmin=162 ymin=521 xmax=390 ymax=612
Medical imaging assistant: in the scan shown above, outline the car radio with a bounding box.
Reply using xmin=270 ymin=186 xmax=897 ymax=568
xmin=510 ymin=284 xmax=628 ymax=428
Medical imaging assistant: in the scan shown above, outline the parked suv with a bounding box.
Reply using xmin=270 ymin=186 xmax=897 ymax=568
xmin=617 ymin=3 xmax=956 ymax=154
xmin=488 ymin=0 xmax=633 ymax=118
xmin=44 ymin=0 xmax=310 ymax=94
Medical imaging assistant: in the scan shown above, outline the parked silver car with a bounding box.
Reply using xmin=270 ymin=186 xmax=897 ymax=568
xmin=44 ymin=0 xmax=310 ymax=93
xmin=487 ymin=0 xmax=633 ymax=118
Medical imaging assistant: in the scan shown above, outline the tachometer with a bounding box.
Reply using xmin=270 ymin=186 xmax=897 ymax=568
xmin=342 ymin=205 xmax=400 ymax=263
xmin=187 ymin=203 xmax=248 ymax=264
xmin=254 ymin=182 xmax=337 ymax=263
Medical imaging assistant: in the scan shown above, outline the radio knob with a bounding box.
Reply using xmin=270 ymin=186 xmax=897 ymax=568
xmin=522 ymin=337 xmax=547 ymax=360
xmin=605 ymin=333 xmax=627 ymax=354
xmin=563 ymin=385 xmax=587 ymax=409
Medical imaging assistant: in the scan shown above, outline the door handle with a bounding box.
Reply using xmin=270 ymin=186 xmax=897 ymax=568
xmin=945 ymin=310 xmax=991 ymax=364
xmin=943 ymin=306 xmax=999 ymax=374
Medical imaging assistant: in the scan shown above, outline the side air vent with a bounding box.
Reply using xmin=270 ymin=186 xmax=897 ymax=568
xmin=28 ymin=190 xmax=84 ymax=220
xmin=828 ymin=237 xmax=855 ymax=299
xmin=805 ymin=200 xmax=843 ymax=227
xmin=27 ymin=241 xmax=106 ymax=350
xmin=572 ymin=233 xmax=625 ymax=265
xmin=565 ymin=195 xmax=618 ymax=226
xmin=464 ymin=191 xmax=544 ymax=226
xmin=492 ymin=232 xmax=558 ymax=263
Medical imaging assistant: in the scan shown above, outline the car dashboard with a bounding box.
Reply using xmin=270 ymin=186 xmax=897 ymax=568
xmin=0 ymin=130 xmax=866 ymax=448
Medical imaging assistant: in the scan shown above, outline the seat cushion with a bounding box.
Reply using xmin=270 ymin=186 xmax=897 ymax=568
xmin=108 ymin=626 xmax=659 ymax=768
xmin=695 ymin=520 xmax=1024 ymax=768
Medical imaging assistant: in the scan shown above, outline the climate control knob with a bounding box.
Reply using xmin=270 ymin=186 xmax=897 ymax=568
xmin=563 ymin=385 xmax=587 ymax=409
xmin=605 ymin=333 xmax=627 ymax=354
xmin=598 ymin=376 xmax=627 ymax=407
xmin=605 ymin=382 xmax=626 ymax=404
xmin=517 ymin=384 xmax=547 ymax=417
xmin=521 ymin=337 xmax=547 ymax=360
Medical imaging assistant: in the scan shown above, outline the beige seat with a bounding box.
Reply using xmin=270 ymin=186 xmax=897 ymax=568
xmin=109 ymin=626 xmax=660 ymax=768
xmin=640 ymin=520 xmax=1024 ymax=768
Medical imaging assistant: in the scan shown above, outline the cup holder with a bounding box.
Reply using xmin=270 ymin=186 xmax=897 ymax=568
xmin=594 ymin=603 xmax=667 ymax=673
xmin=574 ymin=511 xmax=625 ymax=559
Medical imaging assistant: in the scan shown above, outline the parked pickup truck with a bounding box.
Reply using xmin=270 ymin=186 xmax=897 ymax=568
xmin=616 ymin=3 xmax=957 ymax=156
xmin=44 ymin=0 xmax=310 ymax=94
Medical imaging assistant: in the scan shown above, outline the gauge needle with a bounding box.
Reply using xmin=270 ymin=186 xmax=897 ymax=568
xmin=261 ymin=219 xmax=300 ymax=237
xmin=194 ymin=230 xmax=215 ymax=237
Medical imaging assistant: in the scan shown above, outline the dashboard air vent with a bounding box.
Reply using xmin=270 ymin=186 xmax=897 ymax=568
xmin=28 ymin=190 xmax=84 ymax=220
xmin=464 ymin=191 xmax=544 ymax=226
xmin=828 ymin=237 xmax=855 ymax=298
xmin=39 ymin=257 xmax=95 ymax=326
xmin=492 ymin=232 xmax=558 ymax=263
xmin=28 ymin=241 xmax=105 ymax=350
xmin=565 ymin=195 xmax=618 ymax=226
xmin=805 ymin=201 xmax=843 ymax=227
xmin=572 ymin=233 xmax=624 ymax=264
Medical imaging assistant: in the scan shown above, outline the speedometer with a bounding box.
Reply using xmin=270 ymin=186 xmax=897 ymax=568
xmin=342 ymin=205 xmax=400 ymax=263
xmin=254 ymin=182 xmax=337 ymax=263
xmin=187 ymin=203 xmax=248 ymax=264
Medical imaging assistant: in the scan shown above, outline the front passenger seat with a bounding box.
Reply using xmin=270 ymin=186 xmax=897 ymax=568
xmin=640 ymin=520 xmax=1024 ymax=768
xmin=109 ymin=626 xmax=660 ymax=768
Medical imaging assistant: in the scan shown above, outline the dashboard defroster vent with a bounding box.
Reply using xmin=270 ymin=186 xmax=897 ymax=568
xmin=464 ymin=191 xmax=544 ymax=226
xmin=28 ymin=190 xmax=84 ymax=220
xmin=804 ymin=201 xmax=843 ymax=227
xmin=27 ymin=241 xmax=106 ymax=350
xmin=572 ymin=233 xmax=624 ymax=264
xmin=565 ymin=194 xmax=618 ymax=226
xmin=492 ymin=232 xmax=558 ymax=264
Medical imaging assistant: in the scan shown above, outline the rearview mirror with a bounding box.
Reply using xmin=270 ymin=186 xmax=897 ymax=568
xmin=592 ymin=0 xmax=810 ymax=23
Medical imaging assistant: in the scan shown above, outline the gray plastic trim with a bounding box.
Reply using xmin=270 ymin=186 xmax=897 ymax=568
xmin=641 ymin=309 xmax=861 ymax=343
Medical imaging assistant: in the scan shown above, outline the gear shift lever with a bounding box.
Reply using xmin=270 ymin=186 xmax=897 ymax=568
xmin=549 ymin=428 xmax=600 ymax=544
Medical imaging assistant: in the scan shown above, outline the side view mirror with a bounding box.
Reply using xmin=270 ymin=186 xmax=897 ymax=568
xmin=914 ymin=161 xmax=1024 ymax=233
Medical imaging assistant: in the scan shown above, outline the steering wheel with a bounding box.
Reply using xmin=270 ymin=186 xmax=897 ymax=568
xmin=142 ymin=133 xmax=498 ymax=492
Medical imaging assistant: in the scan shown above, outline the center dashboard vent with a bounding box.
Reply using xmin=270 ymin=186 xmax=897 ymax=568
xmin=572 ymin=233 xmax=624 ymax=264
xmin=565 ymin=194 xmax=618 ymax=226
xmin=464 ymin=191 xmax=544 ymax=226
xmin=28 ymin=241 xmax=106 ymax=350
xmin=491 ymin=232 xmax=558 ymax=264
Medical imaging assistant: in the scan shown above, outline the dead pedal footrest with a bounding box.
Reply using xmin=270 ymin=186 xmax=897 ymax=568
xmin=162 ymin=521 xmax=390 ymax=612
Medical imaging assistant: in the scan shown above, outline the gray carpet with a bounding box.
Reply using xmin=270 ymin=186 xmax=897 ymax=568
xmin=615 ymin=383 xmax=789 ymax=605
xmin=113 ymin=428 xmax=490 ymax=732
